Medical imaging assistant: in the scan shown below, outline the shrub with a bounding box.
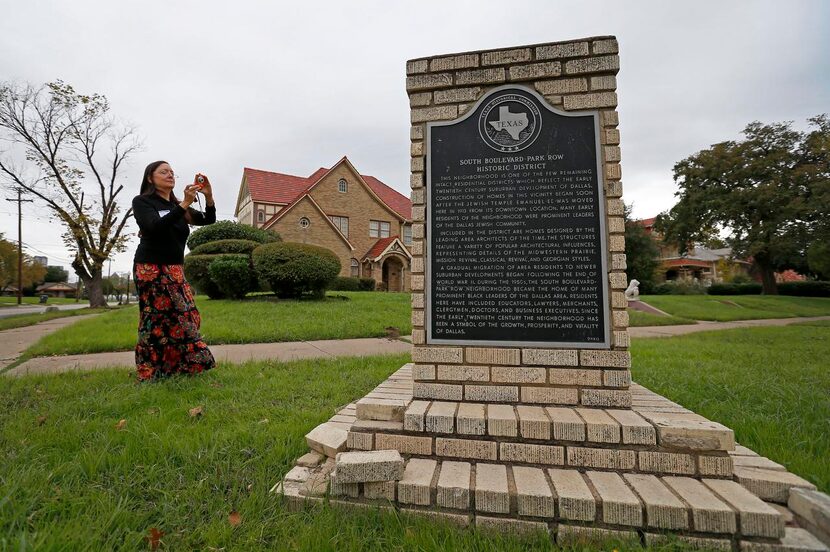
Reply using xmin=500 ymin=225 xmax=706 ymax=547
xmin=190 ymin=239 xmax=261 ymax=255
xmin=184 ymin=254 xmax=248 ymax=299
xmin=777 ymin=281 xmax=830 ymax=297
xmin=708 ymin=283 xmax=762 ymax=295
xmin=209 ymin=256 xmax=254 ymax=299
xmin=329 ymin=276 xmax=360 ymax=291
xmin=652 ymin=280 xmax=707 ymax=295
xmin=729 ymin=273 xmax=754 ymax=284
xmin=252 ymin=242 xmax=341 ymax=298
xmin=358 ymin=278 xmax=376 ymax=291
xmin=187 ymin=220 xmax=280 ymax=251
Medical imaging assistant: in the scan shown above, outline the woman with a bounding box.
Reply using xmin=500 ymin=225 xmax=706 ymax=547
xmin=132 ymin=160 xmax=217 ymax=381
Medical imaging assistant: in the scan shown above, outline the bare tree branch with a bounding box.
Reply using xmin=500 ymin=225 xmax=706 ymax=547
xmin=0 ymin=80 xmax=143 ymax=307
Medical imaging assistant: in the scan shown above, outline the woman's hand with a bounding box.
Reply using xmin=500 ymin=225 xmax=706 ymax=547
xmin=195 ymin=173 xmax=214 ymax=204
xmin=180 ymin=183 xmax=198 ymax=208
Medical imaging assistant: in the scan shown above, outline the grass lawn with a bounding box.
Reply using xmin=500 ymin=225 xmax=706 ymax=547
xmin=627 ymin=310 xmax=694 ymax=327
xmin=24 ymin=292 xmax=412 ymax=357
xmin=632 ymin=319 xmax=830 ymax=492
xmin=0 ymin=296 xmax=81 ymax=307
xmin=0 ymin=308 xmax=112 ymax=332
xmin=2 ymin=324 xmax=828 ymax=550
xmin=641 ymin=295 xmax=830 ymax=322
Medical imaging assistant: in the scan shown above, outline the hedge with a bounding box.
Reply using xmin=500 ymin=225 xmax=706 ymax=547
xmin=253 ymin=242 xmax=340 ymax=299
xmin=184 ymin=254 xmax=248 ymax=299
xmin=329 ymin=276 xmax=360 ymax=291
xmin=708 ymin=283 xmax=763 ymax=295
xmin=778 ymin=281 xmax=830 ymax=297
xmin=652 ymin=281 xmax=707 ymax=295
xmin=209 ymin=256 xmax=254 ymax=300
xmin=358 ymin=278 xmax=376 ymax=291
xmin=187 ymin=220 xmax=280 ymax=251
xmin=190 ymin=239 xmax=261 ymax=256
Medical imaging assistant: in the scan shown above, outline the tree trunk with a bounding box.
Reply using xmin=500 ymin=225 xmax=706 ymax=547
xmin=754 ymin=255 xmax=779 ymax=295
xmin=85 ymin=271 xmax=107 ymax=307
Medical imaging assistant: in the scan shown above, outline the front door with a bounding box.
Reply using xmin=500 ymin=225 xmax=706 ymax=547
xmin=382 ymin=257 xmax=403 ymax=292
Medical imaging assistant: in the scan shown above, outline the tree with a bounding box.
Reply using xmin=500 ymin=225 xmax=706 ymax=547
xmin=656 ymin=115 xmax=830 ymax=294
xmin=0 ymin=234 xmax=47 ymax=292
xmin=0 ymin=81 xmax=141 ymax=307
xmin=623 ymin=204 xmax=660 ymax=293
xmin=44 ymin=265 xmax=69 ymax=282
xmin=0 ymin=235 xmax=15 ymax=291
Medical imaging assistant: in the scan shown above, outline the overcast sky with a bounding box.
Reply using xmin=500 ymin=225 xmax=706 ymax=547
xmin=1 ymin=0 xmax=828 ymax=279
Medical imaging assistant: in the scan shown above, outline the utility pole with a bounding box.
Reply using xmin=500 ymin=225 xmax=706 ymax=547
xmin=5 ymin=188 xmax=33 ymax=305
xmin=125 ymin=271 xmax=131 ymax=305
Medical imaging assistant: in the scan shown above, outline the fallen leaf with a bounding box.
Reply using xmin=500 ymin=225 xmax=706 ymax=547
xmin=385 ymin=326 xmax=400 ymax=339
xmin=147 ymin=407 xmax=160 ymax=415
xmin=210 ymin=382 xmax=223 ymax=389
xmin=258 ymin=418 xmax=269 ymax=424
xmin=36 ymin=415 xmax=47 ymax=426
xmin=146 ymin=528 xmax=164 ymax=550
xmin=189 ymin=406 xmax=203 ymax=417
xmin=115 ymin=419 xmax=127 ymax=431
xmin=247 ymin=484 xmax=253 ymax=492
xmin=228 ymin=510 xmax=242 ymax=527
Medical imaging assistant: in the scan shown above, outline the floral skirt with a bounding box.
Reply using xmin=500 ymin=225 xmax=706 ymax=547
xmin=134 ymin=263 xmax=215 ymax=381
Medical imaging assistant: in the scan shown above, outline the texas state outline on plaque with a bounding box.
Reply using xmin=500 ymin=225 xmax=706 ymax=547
xmin=489 ymin=106 xmax=528 ymax=139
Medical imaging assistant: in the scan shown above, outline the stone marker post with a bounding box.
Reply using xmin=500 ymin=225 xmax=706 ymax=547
xmin=407 ymin=37 xmax=631 ymax=410
xmin=279 ymin=37 xmax=830 ymax=552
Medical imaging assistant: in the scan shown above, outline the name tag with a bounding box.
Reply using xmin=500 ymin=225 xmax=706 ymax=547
xmin=157 ymin=209 xmax=171 ymax=217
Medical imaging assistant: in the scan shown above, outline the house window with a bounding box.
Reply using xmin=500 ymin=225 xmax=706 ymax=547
xmin=350 ymin=258 xmax=359 ymax=277
xmin=403 ymin=225 xmax=412 ymax=246
xmin=257 ymin=210 xmax=265 ymax=223
xmin=329 ymin=215 xmax=349 ymax=237
xmin=338 ymin=178 xmax=347 ymax=193
xmin=299 ymin=217 xmax=310 ymax=229
xmin=370 ymin=220 xmax=391 ymax=238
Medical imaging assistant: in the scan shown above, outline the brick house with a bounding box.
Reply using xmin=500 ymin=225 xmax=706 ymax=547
xmin=638 ymin=217 xmax=750 ymax=282
xmin=234 ymin=157 xmax=413 ymax=291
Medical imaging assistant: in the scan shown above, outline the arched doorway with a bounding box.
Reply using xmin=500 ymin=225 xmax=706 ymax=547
xmin=382 ymin=256 xmax=404 ymax=292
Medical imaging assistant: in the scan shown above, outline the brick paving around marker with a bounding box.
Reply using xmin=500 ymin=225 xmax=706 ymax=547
xmin=281 ymin=363 xmax=830 ymax=551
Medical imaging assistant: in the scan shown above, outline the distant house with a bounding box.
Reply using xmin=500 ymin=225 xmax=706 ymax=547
xmin=235 ymin=157 xmax=413 ymax=291
xmin=36 ymin=281 xmax=77 ymax=298
xmin=637 ymin=217 xmax=750 ymax=283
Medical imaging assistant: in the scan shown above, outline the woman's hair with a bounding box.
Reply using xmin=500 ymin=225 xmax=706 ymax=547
xmin=141 ymin=160 xmax=193 ymax=223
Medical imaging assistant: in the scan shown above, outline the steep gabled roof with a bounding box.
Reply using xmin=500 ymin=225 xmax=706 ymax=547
xmin=241 ymin=159 xmax=411 ymax=220
xmin=243 ymin=167 xmax=313 ymax=205
xmin=362 ymin=175 xmax=411 ymax=220
xmin=363 ymin=236 xmax=411 ymax=261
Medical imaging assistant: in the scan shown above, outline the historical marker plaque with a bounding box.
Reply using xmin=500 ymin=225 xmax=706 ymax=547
xmin=426 ymin=85 xmax=610 ymax=347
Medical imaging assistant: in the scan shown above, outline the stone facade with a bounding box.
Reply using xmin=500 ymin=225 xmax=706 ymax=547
xmin=235 ymin=158 xmax=413 ymax=291
xmin=407 ymin=37 xmax=629 ymax=402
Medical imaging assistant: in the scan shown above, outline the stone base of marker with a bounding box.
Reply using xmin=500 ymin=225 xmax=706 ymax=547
xmin=275 ymin=364 xmax=829 ymax=552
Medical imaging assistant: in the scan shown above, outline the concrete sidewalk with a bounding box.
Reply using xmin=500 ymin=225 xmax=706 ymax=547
xmin=0 ymin=314 xmax=101 ymax=370
xmin=628 ymin=315 xmax=830 ymax=338
xmin=5 ymin=337 xmax=413 ymax=377
xmin=2 ymin=313 xmax=828 ymax=378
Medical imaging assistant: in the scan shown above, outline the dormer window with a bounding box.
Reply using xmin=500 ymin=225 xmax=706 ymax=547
xmin=338 ymin=178 xmax=348 ymax=193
